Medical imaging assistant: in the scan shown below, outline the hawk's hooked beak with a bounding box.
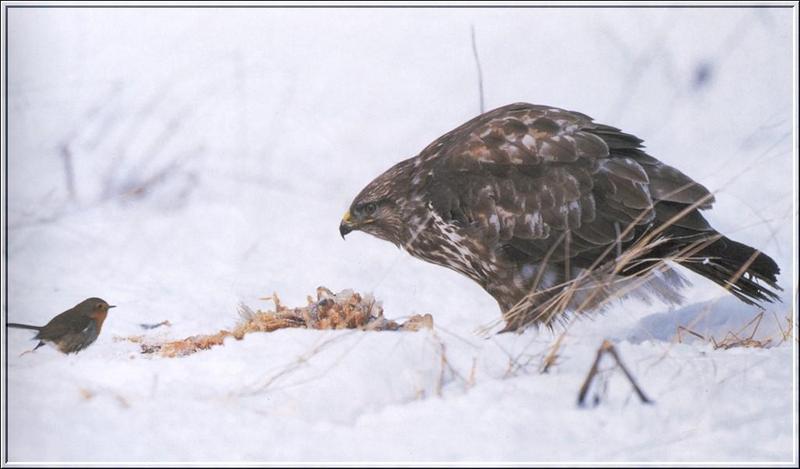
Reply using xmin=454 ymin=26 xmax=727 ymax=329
xmin=339 ymin=210 xmax=354 ymax=239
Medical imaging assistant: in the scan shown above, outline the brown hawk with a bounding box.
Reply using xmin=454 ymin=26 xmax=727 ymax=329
xmin=339 ymin=103 xmax=781 ymax=332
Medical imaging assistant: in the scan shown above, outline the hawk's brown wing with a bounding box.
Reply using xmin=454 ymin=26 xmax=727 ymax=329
xmin=418 ymin=102 xmax=715 ymax=266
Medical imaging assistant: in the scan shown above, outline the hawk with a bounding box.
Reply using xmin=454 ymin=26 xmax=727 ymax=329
xmin=339 ymin=103 xmax=781 ymax=332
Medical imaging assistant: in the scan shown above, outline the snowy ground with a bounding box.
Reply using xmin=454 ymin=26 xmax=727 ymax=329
xmin=3 ymin=6 xmax=797 ymax=464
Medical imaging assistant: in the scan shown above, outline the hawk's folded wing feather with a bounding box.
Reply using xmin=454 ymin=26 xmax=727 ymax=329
xmin=418 ymin=103 xmax=714 ymax=265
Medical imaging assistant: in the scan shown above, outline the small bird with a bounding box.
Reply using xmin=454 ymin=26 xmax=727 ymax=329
xmin=7 ymin=297 xmax=116 ymax=354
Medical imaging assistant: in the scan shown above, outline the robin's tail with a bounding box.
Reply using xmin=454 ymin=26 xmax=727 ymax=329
xmin=7 ymin=323 xmax=42 ymax=331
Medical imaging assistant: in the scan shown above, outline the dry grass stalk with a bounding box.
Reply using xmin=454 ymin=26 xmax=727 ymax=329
xmin=710 ymin=311 xmax=772 ymax=350
xmin=539 ymin=334 xmax=565 ymax=374
xmin=126 ymin=287 xmax=433 ymax=358
xmin=467 ymin=357 xmax=478 ymax=388
xmin=436 ymin=339 xmax=448 ymax=397
xmin=676 ymin=325 xmax=706 ymax=343
xmin=540 ymin=316 xmax=580 ymax=374
xmin=771 ymin=312 xmax=795 ymax=343
xmin=429 ymin=331 xmax=472 ymax=395
xmin=240 ymin=333 xmax=354 ymax=395
xmin=491 ymin=335 xmax=546 ymax=379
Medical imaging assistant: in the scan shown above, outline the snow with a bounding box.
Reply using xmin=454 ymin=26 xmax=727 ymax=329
xmin=3 ymin=6 xmax=797 ymax=464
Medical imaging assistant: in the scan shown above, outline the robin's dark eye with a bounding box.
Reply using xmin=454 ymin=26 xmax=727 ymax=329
xmin=361 ymin=202 xmax=377 ymax=217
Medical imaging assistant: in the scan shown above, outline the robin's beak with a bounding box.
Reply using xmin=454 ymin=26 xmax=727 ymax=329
xmin=108 ymin=305 xmax=117 ymax=309
xmin=339 ymin=210 xmax=354 ymax=239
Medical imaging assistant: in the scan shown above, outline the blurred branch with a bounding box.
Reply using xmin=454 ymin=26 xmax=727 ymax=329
xmin=470 ymin=24 xmax=485 ymax=114
xmin=58 ymin=144 xmax=77 ymax=202
xmin=577 ymin=340 xmax=653 ymax=407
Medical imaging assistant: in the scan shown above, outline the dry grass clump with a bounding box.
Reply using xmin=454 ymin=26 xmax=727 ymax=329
xmin=131 ymin=287 xmax=433 ymax=358
xmin=676 ymin=310 xmax=794 ymax=350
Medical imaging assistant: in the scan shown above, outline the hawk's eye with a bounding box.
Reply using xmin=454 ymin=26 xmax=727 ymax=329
xmin=361 ymin=202 xmax=377 ymax=217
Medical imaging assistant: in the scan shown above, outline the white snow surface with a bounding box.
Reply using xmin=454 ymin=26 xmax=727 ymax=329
xmin=3 ymin=6 xmax=797 ymax=464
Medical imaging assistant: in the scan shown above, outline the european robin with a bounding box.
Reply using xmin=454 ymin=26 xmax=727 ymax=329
xmin=7 ymin=297 xmax=116 ymax=354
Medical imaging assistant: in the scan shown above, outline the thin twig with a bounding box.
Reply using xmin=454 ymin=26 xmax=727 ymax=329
xmin=470 ymin=24 xmax=485 ymax=114
xmin=577 ymin=340 xmax=653 ymax=407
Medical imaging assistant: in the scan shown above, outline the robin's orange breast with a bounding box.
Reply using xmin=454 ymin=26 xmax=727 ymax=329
xmin=89 ymin=310 xmax=108 ymax=333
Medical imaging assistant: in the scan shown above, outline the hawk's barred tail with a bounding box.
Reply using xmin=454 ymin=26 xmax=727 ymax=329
xmin=6 ymin=323 xmax=42 ymax=331
xmin=678 ymin=234 xmax=782 ymax=306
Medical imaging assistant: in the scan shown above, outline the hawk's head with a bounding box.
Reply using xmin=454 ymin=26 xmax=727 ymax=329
xmin=340 ymin=158 xmax=416 ymax=247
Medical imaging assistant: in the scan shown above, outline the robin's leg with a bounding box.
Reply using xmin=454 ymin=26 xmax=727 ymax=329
xmin=19 ymin=341 xmax=47 ymax=357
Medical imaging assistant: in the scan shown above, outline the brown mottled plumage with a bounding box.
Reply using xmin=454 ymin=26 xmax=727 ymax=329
xmin=7 ymin=298 xmax=116 ymax=353
xmin=340 ymin=103 xmax=781 ymax=332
